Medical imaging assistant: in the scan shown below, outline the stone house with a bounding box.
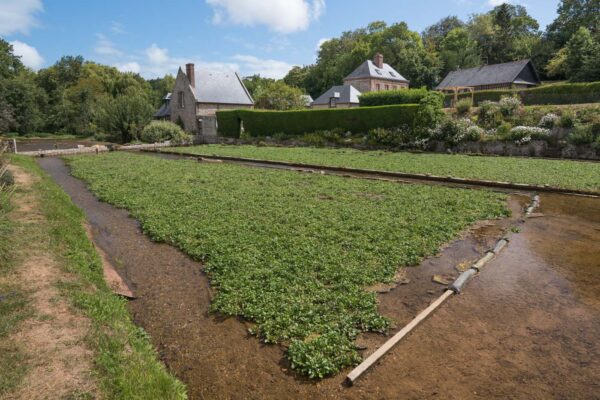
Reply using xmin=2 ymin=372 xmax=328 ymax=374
xmin=343 ymin=53 xmax=410 ymax=92
xmin=155 ymin=63 xmax=254 ymax=135
xmin=311 ymin=85 xmax=361 ymax=109
xmin=436 ymin=59 xmax=541 ymax=92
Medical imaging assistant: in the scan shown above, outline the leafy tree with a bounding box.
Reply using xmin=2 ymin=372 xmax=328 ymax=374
xmin=242 ymin=75 xmax=276 ymax=98
xmin=2 ymin=71 xmax=46 ymax=134
xmin=564 ymin=27 xmax=600 ymax=81
xmin=252 ymin=80 xmax=306 ymax=110
xmin=147 ymin=74 xmax=175 ymax=107
xmin=547 ymin=0 xmax=600 ymax=47
xmin=0 ymin=39 xmax=24 ymax=80
xmin=283 ymin=66 xmax=310 ymax=89
xmin=94 ymin=88 xmax=154 ymax=143
xmin=439 ymin=27 xmax=481 ymax=77
xmin=422 ymin=16 xmax=465 ymax=48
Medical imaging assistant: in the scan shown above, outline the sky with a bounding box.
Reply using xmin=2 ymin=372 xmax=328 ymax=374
xmin=0 ymin=0 xmax=560 ymax=79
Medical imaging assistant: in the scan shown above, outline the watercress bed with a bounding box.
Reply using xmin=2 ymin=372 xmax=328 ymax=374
xmin=68 ymin=152 xmax=508 ymax=378
xmin=170 ymin=145 xmax=600 ymax=193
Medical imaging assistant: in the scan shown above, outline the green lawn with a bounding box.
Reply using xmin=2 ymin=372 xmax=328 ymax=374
xmin=170 ymin=145 xmax=600 ymax=193
xmin=68 ymin=152 xmax=508 ymax=378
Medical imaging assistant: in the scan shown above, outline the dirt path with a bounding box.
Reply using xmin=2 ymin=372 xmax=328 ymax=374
xmin=38 ymin=156 xmax=600 ymax=400
xmin=1 ymin=166 xmax=97 ymax=400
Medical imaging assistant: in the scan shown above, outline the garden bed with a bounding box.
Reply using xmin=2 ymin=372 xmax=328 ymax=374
xmin=66 ymin=152 xmax=509 ymax=378
xmin=169 ymin=145 xmax=600 ymax=193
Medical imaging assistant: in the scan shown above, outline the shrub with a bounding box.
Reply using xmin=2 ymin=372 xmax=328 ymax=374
xmin=415 ymin=91 xmax=445 ymax=133
xmin=140 ymin=121 xmax=192 ymax=144
xmin=496 ymin=122 xmax=513 ymax=137
xmin=455 ymin=98 xmax=472 ymax=115
xmin=465 ymin=125 xmax=485 ymax=141
xmin=478 ymin=101 xmax=502 ymax=128
xmin=499 ymin=96 xmax=522 ymax=117
xmin=217 ymin=105 xmax=421 ymax=138
xmin=559 ymin=112 xmax=575 ymax=128
xmin=359 ymin=88 xmax=430 ymax=107
xmin=538 ymin=113 xmax=560 ymax=129
xmin=567 ymin=125 xmax=596 ymax=145
xmin=507 ymin=126 xmax=551 ymax=144
xmin=430 ymin=118 xmax=477 ymax=145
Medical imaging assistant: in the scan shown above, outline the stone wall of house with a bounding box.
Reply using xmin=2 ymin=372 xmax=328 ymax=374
xmin=343 ymin=78 xmax=409 ymax=93
xmin=196 ymin=103 xmax=253 ymax=117
xmin=170 ymin=69 xmax=199 ymax=134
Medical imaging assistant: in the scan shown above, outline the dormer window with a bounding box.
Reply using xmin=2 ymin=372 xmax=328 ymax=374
xmin=178 ymin=91 xmax=185 ymax=108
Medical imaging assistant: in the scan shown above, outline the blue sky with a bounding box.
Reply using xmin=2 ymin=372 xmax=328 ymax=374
xmin=0 ymin=0 xmax=560 ymax=79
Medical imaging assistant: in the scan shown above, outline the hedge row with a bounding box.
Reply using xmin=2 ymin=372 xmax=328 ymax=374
xmin=216 ymin=105 xmax=420 ymax=138
xmin=445 ymin=81 xmax=600 ymax=107
xmin=359 ymin=88 xmax=429 ymax=107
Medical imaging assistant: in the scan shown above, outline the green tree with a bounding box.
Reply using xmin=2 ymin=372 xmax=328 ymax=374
xmin=94 ymin=88 xmax=154 ymax=143
xmin=2 ymin=71 xmax=46 ymax=134
xmin=422 ymin=16 xmax=465 ymax=48
xmin=439 ymin=27 xmax=481 ymax=76
xmin=564 ymin=27 xmax=600 ymax=81
xmin=547 ymin=0 xmax=600 ymax=47
xmin=283 ymin=66 xmax=310 ymax=89
xmin=252 ymin=80 xmax=306 ymax=110
xmin=242 ymin=75 xmax=276 ymax=98
xmin=0 ymin=39 xmax=24 ymax=80
xmin=147 ymin=74 xmax=175 ymax=107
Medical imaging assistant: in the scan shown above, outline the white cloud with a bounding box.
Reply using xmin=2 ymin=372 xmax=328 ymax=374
xmin=10 ymin=40 xmax=44 ymax=69
xmin=110 ymin=21 xmax=126 ymax=34
xmin=0 ymin=0 xmax=43 ymax=35
xmin=315 ymin=38 xmax=330 ymax=51
xmin=206 ymin=0 xmax=326 ymax=33
xmin=115 ymin=62 xmax=141 ymax=74
xmin=232 ymin=54 xmax=293 ymax=79
xmin=94 ymin=34 xmax=122 ymax=56
xmin=146 ymin=43 xmax=169 ymax=65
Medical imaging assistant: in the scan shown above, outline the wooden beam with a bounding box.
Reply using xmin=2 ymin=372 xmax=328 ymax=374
xmin=346 ymin=289 xmax=454 ymax=385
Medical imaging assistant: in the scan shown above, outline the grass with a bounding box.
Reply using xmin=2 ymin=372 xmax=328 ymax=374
xmin=67 ymin=152 xmax=509 ymax=378
xmin=8 ymin=155 xmax=186 ymax=399
xmin=169 ymin=145 xmax=600 ymax=193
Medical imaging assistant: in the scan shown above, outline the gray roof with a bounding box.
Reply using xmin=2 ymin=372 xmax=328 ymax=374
xmin=154 ymin=98 xmax=171 ymax=118
xmin=436 ymin=60 xmax=540 ymax=89
xmin=344 ymin=60 xmax=408 ymax=83
xmin=186 ymin=68 xmax=254 ymax=105
xmin=312 ymin=85 xmax=361 ymax=105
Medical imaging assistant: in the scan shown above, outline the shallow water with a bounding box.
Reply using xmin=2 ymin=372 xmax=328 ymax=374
xmin=38 ymin=156 xmax=600 ymax=400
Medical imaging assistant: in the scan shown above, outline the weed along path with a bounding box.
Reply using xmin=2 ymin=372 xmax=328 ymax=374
xmin=37 ymin=155 xmax=600 ymax=399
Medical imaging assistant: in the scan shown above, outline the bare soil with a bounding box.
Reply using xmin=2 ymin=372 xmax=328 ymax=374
xmin=38 ymin=156 xmax=600 ymax=400
xmin=2 ymin=166 xmax=97 ymax=400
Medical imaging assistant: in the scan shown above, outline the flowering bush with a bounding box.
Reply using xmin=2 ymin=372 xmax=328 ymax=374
xmin=508 ymin=126 xmax=550 ymax=144
xmin=538 ymin=113 xmax=559 ymax=129
xmin=430 ymin=118 xmax=478 ymax=145
xmin=499 ymin=96 xmax=522 ymax=117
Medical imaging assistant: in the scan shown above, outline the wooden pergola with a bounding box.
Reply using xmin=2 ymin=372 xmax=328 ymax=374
xmin=439 ymin=86 xmax=475 ymax=107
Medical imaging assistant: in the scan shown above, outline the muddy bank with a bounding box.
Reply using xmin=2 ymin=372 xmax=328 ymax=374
xmin=38 ymin=156 xmax=600 ymax=399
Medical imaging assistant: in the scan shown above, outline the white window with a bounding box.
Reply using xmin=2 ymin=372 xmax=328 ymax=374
xmin=178 ymin=91 xmax=185 ymax=108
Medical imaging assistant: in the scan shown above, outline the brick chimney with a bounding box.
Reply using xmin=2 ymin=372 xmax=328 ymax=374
xmin=185 ymin=63 xmax=195 ymax=88
xmin=374 ymin=53 xmax=384 ymax=68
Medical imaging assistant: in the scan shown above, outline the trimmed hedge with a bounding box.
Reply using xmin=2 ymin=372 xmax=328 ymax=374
xmin=217 ymin=105 xmax=420 ymax=138
xmin=359 ymin=88 xmax=429 ymax=107
xmin=215 ymin=111 xmax=242 ymax=138
xmin=445 ymin=82 xmax=600 ymax=107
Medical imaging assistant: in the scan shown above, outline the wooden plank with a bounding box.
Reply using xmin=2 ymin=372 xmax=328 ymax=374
xmin=346 ymin=289 xmax=454 ymax=385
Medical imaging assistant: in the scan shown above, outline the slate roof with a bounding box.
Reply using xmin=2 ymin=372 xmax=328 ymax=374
xmin=154 ymin=101 xmax=171 ymax=118
xmin=185 ymin=68 xmax=254 ymax=105
xmin=312 ymin=85 xmax=361 ymax=105
xmin=344 ymin=60 xmax=408 ymax=83
xmin=436 ymin=60 xmax=540 ymax=89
